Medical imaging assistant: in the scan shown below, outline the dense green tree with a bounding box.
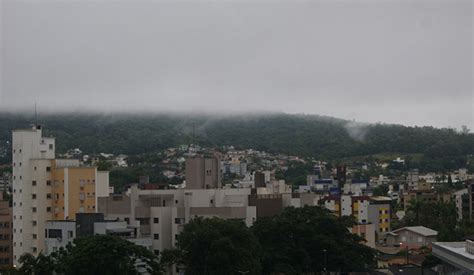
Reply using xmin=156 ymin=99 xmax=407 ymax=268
xmin=401 ymin=200 xmax=458 ymax=241
xmin=54 ymin=235 xmax=161 ymax=275
xmin=15 ymin=235 xmax=160 ymax=275
xmin=18 ymin=252 xmax=54 ymax=275
xmin=97 ymin=159 xmax=112 ymax=171
xmin=252 ymin=206 xmax=375 ymax=274
xmin=372 ymin=184 xmax=389 ymax=196
xmin=163 ymin=217 xmax=261 ymax=275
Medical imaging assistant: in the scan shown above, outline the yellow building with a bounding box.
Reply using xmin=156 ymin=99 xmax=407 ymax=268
xmin=51 ymin=162 xmax=108 ymax=220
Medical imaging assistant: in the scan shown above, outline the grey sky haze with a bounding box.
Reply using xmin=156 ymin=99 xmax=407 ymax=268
xmin=1 ymin=0 xmax=472 ymax=129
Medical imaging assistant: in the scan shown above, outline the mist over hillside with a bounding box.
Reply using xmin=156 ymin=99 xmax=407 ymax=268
xmin=1 ymin=112 xmax=473 ymax=171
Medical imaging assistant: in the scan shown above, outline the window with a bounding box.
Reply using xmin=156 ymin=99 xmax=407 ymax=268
xmin=153 ymin=218 xmax=159 ymax=224
xmin=46 ymin=180 xmax=51 ymax=186
xmin=124 ymin=217 xmax=130 ymax=224
xmin=401 ymin=236 xmax=406 ymax=242
xmin=49 ymin=144 xmax=53 ymax=150
xmin=46 ymin=193 xmax=52 ymax=199
xmin=46 ymin=167 xmax=51 ymax=172
xmin=175 ymin=200 xmax=178 ymax=204
xmin=19 ymin=162 xmax=22 ymax=167
xmin=154 ymin=250 xmax=160 ymax=256
xmin=32 ymin=247 xmax=37 ymax=253
xmin=210 ymin=199 xmax=214 ymax=204
xmin=154 ymin=234 xmax=159 ymax=240
xmin=46 ymin=207 xmax=51 ymax=212
xmin=32 ymin=207 xmax=37 ymax=213
xmin=136 ymin=218 xmax=149 ymax=225
xmin=32 ymin=181 xmax=37 ymax=186
xmin=32 ymin=221 xmax=37 ymax=226
xmin=47 ymin=229 xmax=62 ymax=239
xmin=68 ymin=231 xmax=73 ymax=238
xmin=175 ymin=218 xmax=181 ymax=224
xmin=32 ymin=234 xmax=37 ymax=239
xmin=34 ymin=166 xmax=37 ymax=171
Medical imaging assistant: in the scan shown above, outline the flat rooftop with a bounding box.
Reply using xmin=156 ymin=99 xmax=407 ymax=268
xmin=434 ymin=242 xmax=474 ymax=260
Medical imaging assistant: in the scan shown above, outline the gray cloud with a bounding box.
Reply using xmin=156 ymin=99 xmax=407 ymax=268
xmin=0 ymin=0 xmax=472 ymax=129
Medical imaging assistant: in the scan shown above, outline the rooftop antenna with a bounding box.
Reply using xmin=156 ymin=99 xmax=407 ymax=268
xmin=34 ymin=102 xmax=37 ymax=126
xmin=192 ymin=122 xmax=196 ymax=145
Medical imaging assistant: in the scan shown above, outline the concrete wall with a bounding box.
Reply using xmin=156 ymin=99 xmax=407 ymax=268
xmin=44 ymin=221 xmax=75 ymax=254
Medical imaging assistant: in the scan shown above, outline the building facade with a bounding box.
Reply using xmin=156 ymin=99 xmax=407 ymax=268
xmin=98 ymin=185 xmax=256 ymax=259
xmin=12 ymin=126 xmax=109 ymax=265
xmin=185 ymin=156 xmax=221 ymax=189
xmin=0 ymin=192 xmax=12 ymax=267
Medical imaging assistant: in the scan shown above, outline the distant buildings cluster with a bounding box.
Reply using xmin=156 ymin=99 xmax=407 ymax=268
xmin=1 ymin=126 xmax=473 ymax=273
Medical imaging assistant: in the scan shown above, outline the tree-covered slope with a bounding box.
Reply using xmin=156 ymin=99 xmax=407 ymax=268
xmin=0 ymin=112 xmax=473 ymax=165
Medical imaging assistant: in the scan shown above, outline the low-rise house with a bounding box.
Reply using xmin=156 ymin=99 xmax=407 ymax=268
xmin=385 ymin=226 xmax=438 ymax=249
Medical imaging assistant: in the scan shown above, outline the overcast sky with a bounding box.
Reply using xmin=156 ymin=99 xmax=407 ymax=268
xmin=0 ymin=0 xmax=472 ymax=129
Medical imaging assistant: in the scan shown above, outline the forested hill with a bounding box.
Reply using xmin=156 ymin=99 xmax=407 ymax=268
xmin=1 ymin=112 xmax=473 ymax=168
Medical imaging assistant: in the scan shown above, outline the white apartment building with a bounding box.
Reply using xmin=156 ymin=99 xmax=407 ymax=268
xmin=12 ymin=126 xmax=109 ymax=266
xmin=12 ymin=126 xmax=55 ymax=264
xmin=98 ymin=185 xmax=256 ymax=259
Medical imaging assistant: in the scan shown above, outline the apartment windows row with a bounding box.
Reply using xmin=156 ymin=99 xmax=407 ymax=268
xmin=152 ymin=217 xmax=183 ymax=225
xmin=31 ymin=180 xmax=52 ymax=186
xmin=31 ymin=193 xmax=56 ymax=200
xmin=0 ymin=246 xmax=9 ymax=253
xmin=0 ymin=222 xmax=10 ymax=229
xmin=0 ymin=257 xmax=10 ymax=264
xmin=31 ymin=207 xmax=53 ymax=213
xmin=79 ymin=179 xmax=96 ymax=186
xmin=0 ymin=235 xmax=9 ymax=240
xmin=379 ymin=218 xmax=389 ymax=223
xmin=45 ymin=229 xmax=73 ymax=239
xmin=378 ymin=209 xmax=389 ymax=214
xmin=12 ymin=149 xmax=22 ymax=154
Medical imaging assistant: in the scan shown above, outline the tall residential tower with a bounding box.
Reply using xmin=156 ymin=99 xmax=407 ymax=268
xmin=12 ymin=126 xmax=109 ymax=265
